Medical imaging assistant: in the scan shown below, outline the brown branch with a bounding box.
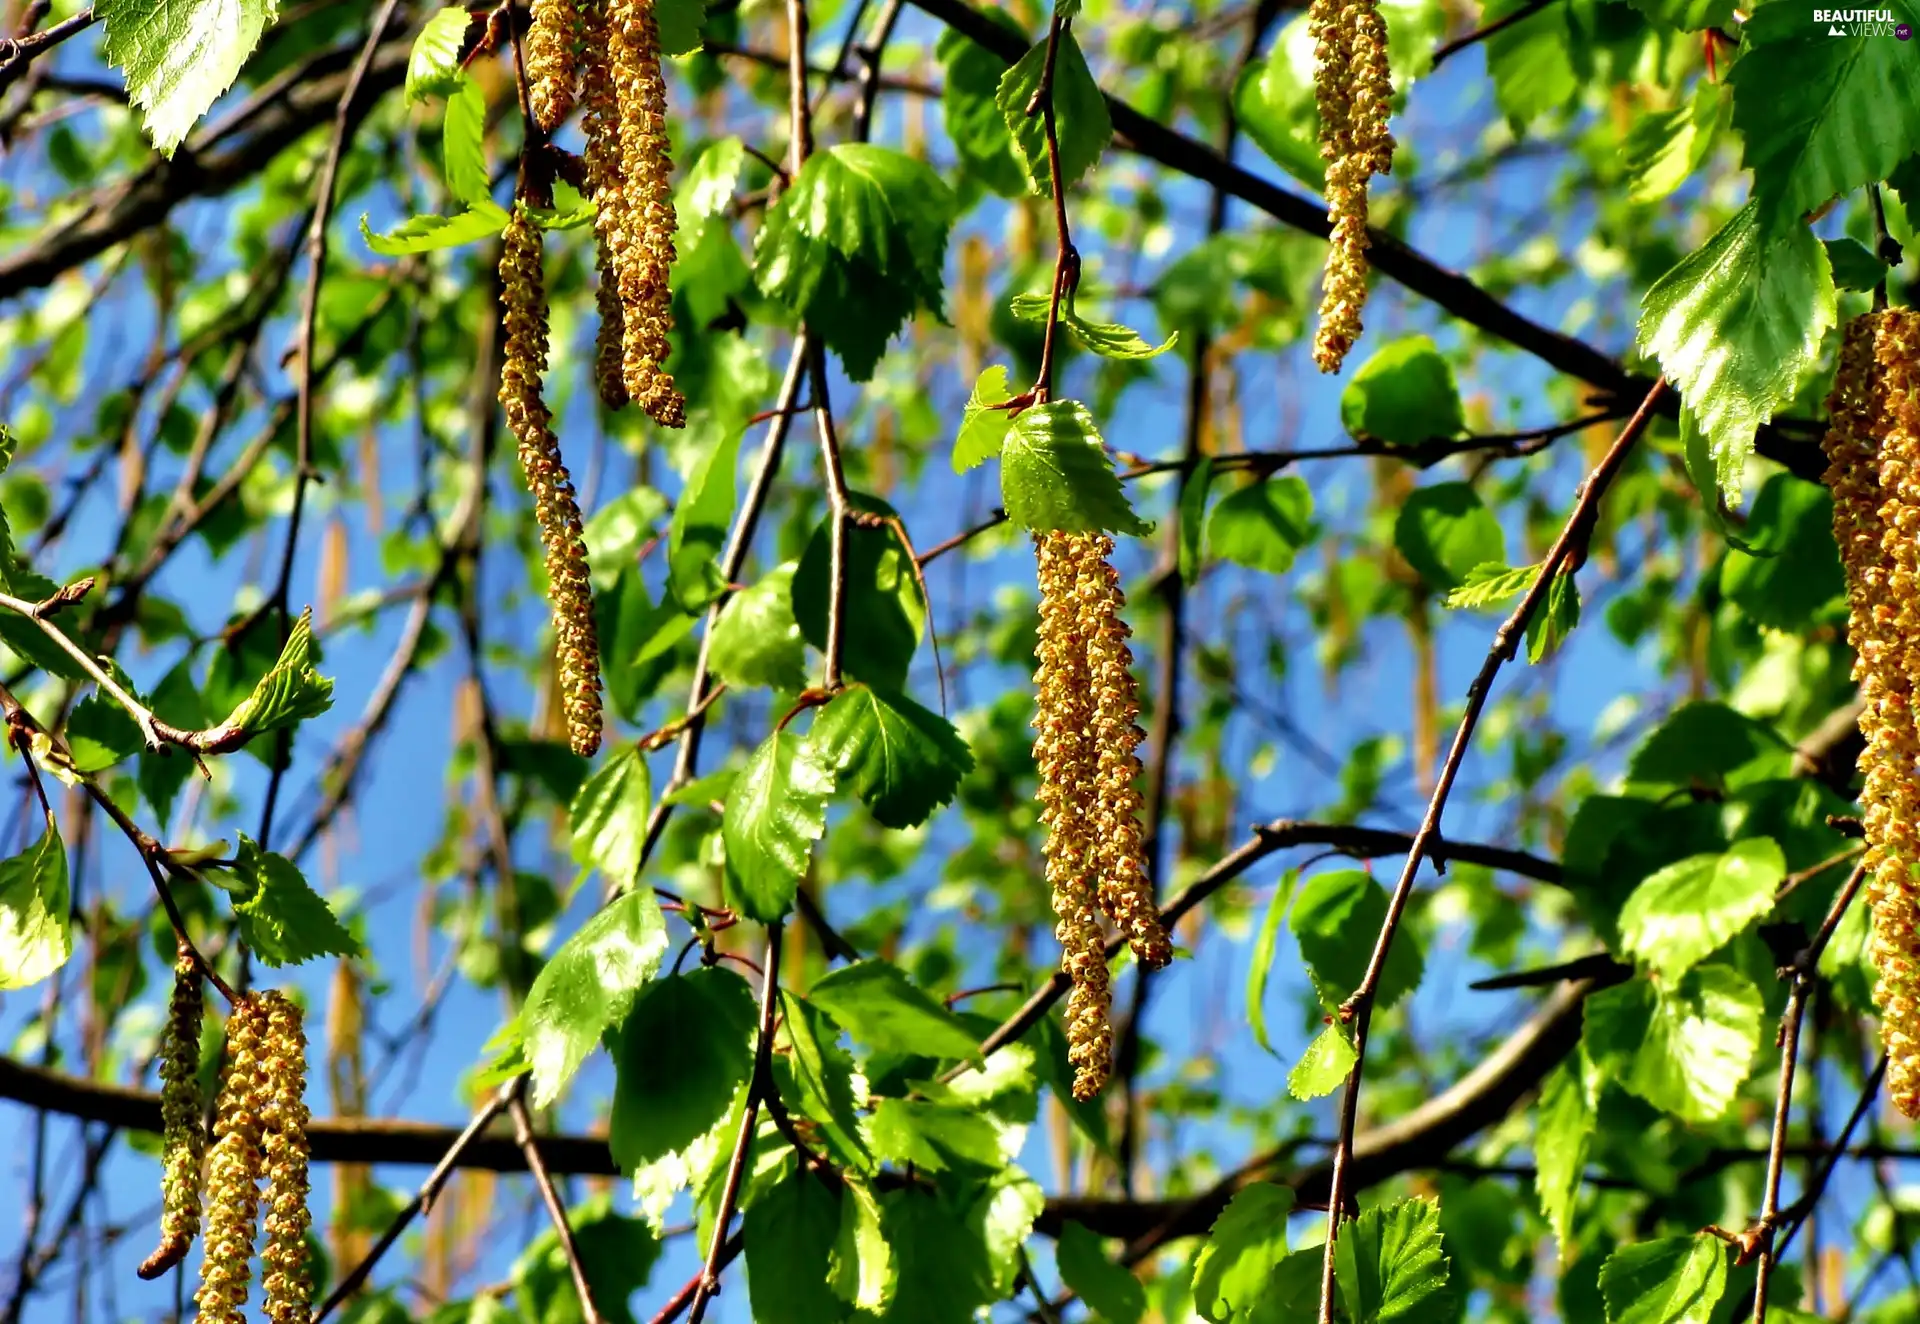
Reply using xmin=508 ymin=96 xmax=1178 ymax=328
xmin=1429 ymin=0 xmax=1559 ymax=68
xmin=509 ymin=1085 xmax=604 ymax=1324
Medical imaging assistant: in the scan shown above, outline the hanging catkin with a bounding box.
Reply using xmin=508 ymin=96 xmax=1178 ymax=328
xmin=258 ymin=993 xmax=313 ymax=1324
xmin=1827 ymin=308 xmax=1920 ymax=1117
xmin=499 ymin=207 xmax=605 ymax=758
xmin=1308 ymin=0 xmax=1395 ymax=374
xmin=138 ymin=949 xmax=206 ymax=1280
xmin=581 ymin=0 xmax=631 ymax=411
xmin=195 ymin=997 xmax=270 ymax=1324
xmin=526 ymin=0 xmax=583 ymax=133
xmin=605 ymin=0 xmax=685 ymax=427
xmin=1032 ymin=533 xmax=1173 ymax=1099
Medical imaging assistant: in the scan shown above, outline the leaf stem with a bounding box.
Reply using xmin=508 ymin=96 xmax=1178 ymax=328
xmin=1029 ymin=14 xmax=1078 ymax=404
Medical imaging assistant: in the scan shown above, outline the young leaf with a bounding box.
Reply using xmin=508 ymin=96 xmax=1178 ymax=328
xmin=522 ymin=888 xmax=670 ymax=1106
xmin=442 ymin=78 xmax=492 ymax=210
xmin=1234 ymin=51 xmax=1327 ymax=190
xmin=1637 ymin=202 xmax=1836 ymax=506
xmin=940 ymin=23 xmax=1031 ymax=198
xmin=1582 ymin=963 xmax=1763 ymax=1123
xmin=792 ymin=497 xmax=927 ymax=688
xmin=1535 ymin=1061 xmax=1589 ymax=1257
xmin=1729 ymin=2 xmax=1920 ymax=225
xmin=98 ymin=0 xmax=275 ymax=156
xmin=721 ymin=730 xmax=833 ymax=922
xmin=609 ymin=967 xmax=757 ymax=1171
xmin=66 ymin=688 xmax=148 ymax=774
xmin=1597 ymin=1236 xmax=1728 ymax=1324
xmin=209 ymin=607 xmax=335 ymax=744
xmin=1055 ymin=1222 xmax=1146 ymax=1324
xmin=1719 ymin=474 xmax=1845 ymax=630
xmin=1394 ymin=484 xmax=1504 ymax=591
xmin=1288 ymin=1021 xmax=1358 ymax=1100
xmin=954 ymin=365 xmax=1019 ymax=472
xmin=1339 ymin=335 xmax=1465 ymax=445
xmin=753 ymin=144 xmax=953 ymax=381
xmin=829 ymin=1177 xmax=896 ymax=1312
xmin=568 ymin=747 xmax=653 ymax=888
xmin=1177 ymin=457 xmax=1216 ymax=585
xmin=1246 ymin=870 xmax=1297 ymax=1056
xmin=513 ymin=1200 xmax=660 ymax=1324
xmin=224 ymin=833 xmax=362 ymax=969
xmin=805 ymin=684 xmax=974 ymax=829
xmin=1444 ymin=561 xmax=1537 ymax=611
xmin=869 ymin=1097 xmax=1009 ymax=1173
xmin=407 ymin=7 xmax=475 ymax=102
xmin=1000 ymin=400 xmax=1151 ymax=536
xmin=1191 ymin=1183 xmax=1295 ymax=1323
xmin=777 ymin=991 xmax=873 ymax=1171
xmin=709 ymin=564 xmax=808 ymax=693
xmin=1524 ymin=570 xmax=1580 ymax=663
xmin=1617 ymin=839 xmax=1786 ymax=982
xmin=995 ymin=32 xmax=1113 ymax=197
xmin=743 ymin=1166 xmax=845 ymax=1324
xmin=0 ymin=820 xmax=69 ymax=990
xmin=360 ymin=204 xmax=509 ymax=256
xmin=1061 ymin=306 xmax=1176 ymax=360
xmin=1628 ymin=701 xmax=1783 ymax=787
xmin=806 ymin=959 xmax=981 ymax=1061
xmin=1825 ymin=236 xmax=1891 ymax=292
xmin=654 ymin=0 xmax=706 ymax=57
xmin=1206 ymin=476 xmax=1315 ymax=574
xmin=1333 ymin=1198 xmax=1451 ymax=1324
xmin=1290 ymin=869 xmax=1424 ymax=1012
xmin=667 ymin=427 xmax=744 ymax=612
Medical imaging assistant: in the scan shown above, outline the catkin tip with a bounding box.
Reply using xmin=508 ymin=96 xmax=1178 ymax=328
xmin=1308 ymin=0 xmax=1394 ymax=374
xmin=144 ymin=950 xmax=206 ymax=1279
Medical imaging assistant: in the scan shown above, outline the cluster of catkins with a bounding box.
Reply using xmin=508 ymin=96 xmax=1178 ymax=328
xmin=1032 ymin=532 xmax=1174 ymax=1100
xmin=141 ymin=981 xmax=313 ymax=1323
xmin=1307 ymin=0 xmax=1394 ymax=374
xmin=1824 ymin=307 xmax=1920 ymax=1117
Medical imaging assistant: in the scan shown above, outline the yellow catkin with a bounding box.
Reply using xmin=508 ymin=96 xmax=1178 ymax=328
xmin=1035 ymin=533 xmax=1113 ymax=1100
xmin=499 ymin=208 xmax=605 ymax=758
xmin=258 ymin=993 xmax=313 ymax=1324
xmin=1309 ymin=0 xmax=1395 ymax=375
xmin=139 ymin=949 xmax=206 ymax=1280
xmin=608 ymin=0 xmax=686 ymax=427
xmin=1078 ymin=535 xmax=1173 ymax=971
xmin=195 ymin=997 xmax=270 ymax=1324
xmin=581 ymin=3 xmax=631 ymax=412
xmin=526 ymin=0 xmax=583 ymax=134
xmin=1829 ymin=309 xmax=1920 ymax=1117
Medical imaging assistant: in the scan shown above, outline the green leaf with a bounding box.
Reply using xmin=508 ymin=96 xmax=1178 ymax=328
xmin=1060 ymin=306 xmax=1176 ymax=360
xmin=792 ymin=496 xmax=927 ymax=689
xmin=513 ymin=1200 xmax=660 ymax=1324
xmin=1524 ymin=570 xmax=1580 ymax=664
xmin=1206 ymin=476 xmax=1314 ymax=574
xmin=610 ymin=968 xmax=757 ymax=1170
xmin=805 ymin=685 xmax=973 ymax=829
xmin=995 ymin=32 xmax=1113 ymax=197
xmin=1619 ymin=839 xmax=1786 ymax=981
xmin=869 ymin=1097 xmax=1008 ymax=1173
xmin=667 ymin=427 xmax=744 ymax=612
xmin=1291 ymin=870 xmax=1424 ymax=1012
xmin=1623 ymin=82 xmax=1726 ymax=204
xmin=1445 ymin=561 xmax=1537 ymax=611
xmin=709 ymin=564 xmax=807 ymax=692
xmin=778 ymin=991 xmax=872 ymax=1171
xmin=654 ymin=0 xmax=706 ymax=56
xmin=1637 ymin=203 xmax=1836 ymax=506
xmin=1246 ymin=870 xmax=1297 ymax=1056
xmin=138 ymin=659 xmax=207 ymax=823
xmin=753 ymin=145 xmax=953 ymax=381
xmin=721 ymin=730 xmax=833 ymax=922
xmin=0 ymin=820 xmax=69 ymax=990
xmin=1234 ymin=52 xmax=1327 ymax=190
xmin=1056 ymin=1222 xmax=1145 ymax=1324
xmin=1582 ymin=963 xmax=1764 ymax=1123
xmin=939 ymin=22 xmax=1031 ymax=198
xmin=1720 ymin=474 xmax=1845 ymax=629
xmin=208 ymin=607 xmax=334 ymax=745
xmin=1394 ymin=484 xmax=1504 ymax=591
xmin=360 ymin=204 xmax=510 ymax=256
xmin=98 ymin=0 xmax=275 ymax=156
xmin=583 ymin=487 xmax=671 ymax=588
xmin=407 ymin=7 xmax=473 ymax=102
xmin=1534 ymin=1062 xmax=1589 ymax=1256
xmin=521 ymin=887 xmax=670 ymax=1106
xmin=224 ymin=833 xmax=362 ymax=969
xmin=1598 ymin=1236 xmax=1728 ymax=1324
xmin=1628 ymin=702 xmax=1783 ymax=787
xmin=1177 ymin=457 xmax=1216 ymax=585
xmin=66 ymin=689 xmax=147 ymax=774
xmin=829 ymin=1177 xmax=895 ymax=1312
xmin=1824 ymin=236 xmax=1891 ymax=292
xmin=806 ymin=959 xmax=981 ymax=1061
xmin=1730 ymin=1 xmax=1920 ymax=224
xmin=443 ymin=78 xmax=492 ymax=210
xmin=1288 ymin=1020 xmax=1357 ymax=1100
xmin=1484 ymin=0 xmax=1577 ymax=127
xmin=1625 ymin=0 xmax=1732 ymax=30
xmin=1333 ymin=1197 xmax=1451 ymax=1324
xmin=744 ymin=1167 xmax=845 ymax=1324
xmin=954 ymin=365 xmax=1018 ymax=472
xmin=568 ymin=748 xmax=652 ymax=888
xmin=1001 ymin=400 xmax=1150 ymax=536
xmin=1340 ymin=336 xmax=1465 ymax=446
xmin=1191 ymin=1183 xmax=1295 ymax=1323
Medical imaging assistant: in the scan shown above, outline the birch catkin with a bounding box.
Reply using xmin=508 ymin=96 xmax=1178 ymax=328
xmin=1309 ymin=0 xmax=1395 ymax=374
xmin=526 ymin=0 xmax=583 ymax=133
xmin=258 ymin=993 xmax=313 ymax=1324
xmin=1032 ymin=533 xmax=1173 ymax=1099
xmin=581 ymin=0 xmax=631 ymax=412
xmin=499 ymin=207 xmax=605 ymax=758
xmin=196 ymin=997 xmax=270 ymax=1324
xmin=138 ymin=950 xmax=206 ymax=1280
xmin=1827 ymin=308 xmax=1920 ymax=1117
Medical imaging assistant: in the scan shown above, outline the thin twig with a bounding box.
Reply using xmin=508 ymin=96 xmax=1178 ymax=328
xmin=1429 ymin=0 xmax=1559 ymax=67
xmin=1314 ymin=380 xmax=1668 ymax=1324
xmin=809 ymin=347 xmax=854 ymax=691
xmin=508 ymin=1083 xmax=602 ymax=1324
